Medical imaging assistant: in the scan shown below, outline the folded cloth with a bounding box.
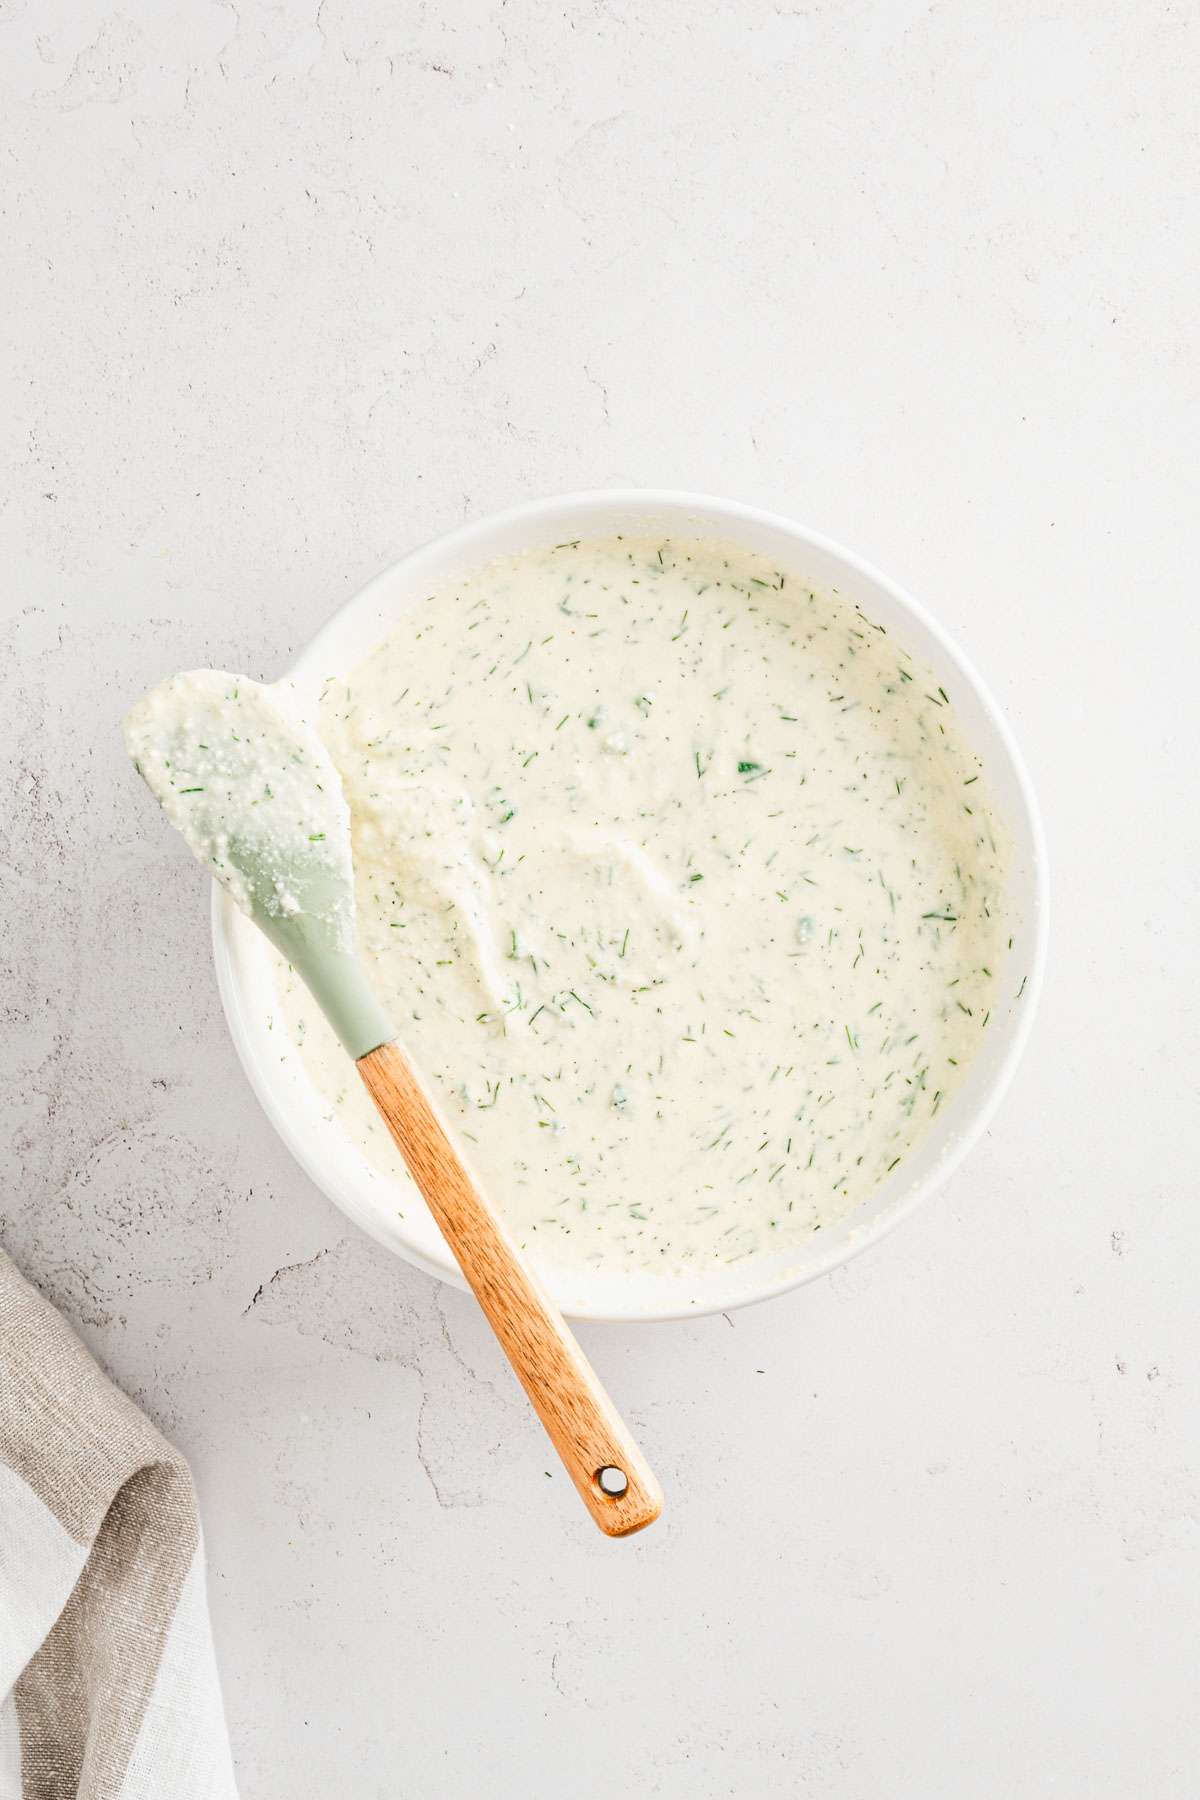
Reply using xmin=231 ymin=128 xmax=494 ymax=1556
xmin=0 ymin=1252 xmax=237 ymax=1799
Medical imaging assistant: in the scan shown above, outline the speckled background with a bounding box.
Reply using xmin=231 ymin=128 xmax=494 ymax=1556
xmin=2 ymin=2 xmax=1198 ymax=1795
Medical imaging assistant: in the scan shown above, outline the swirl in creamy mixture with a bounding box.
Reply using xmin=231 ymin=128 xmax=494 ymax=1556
xmin=276 ymin=536 xmax=1009 ymax=1276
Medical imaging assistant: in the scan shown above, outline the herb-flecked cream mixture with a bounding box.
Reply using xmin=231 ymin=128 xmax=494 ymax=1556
xmin=275 ymin=536 xmax=1009 ymax=1275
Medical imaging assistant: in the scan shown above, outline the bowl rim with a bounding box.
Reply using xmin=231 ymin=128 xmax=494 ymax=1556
xmin=213 ymin=487 xmax=1049 ymax=1321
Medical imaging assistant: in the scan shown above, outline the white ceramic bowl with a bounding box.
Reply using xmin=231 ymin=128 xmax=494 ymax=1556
xmin=213 ymin=491 xmax=1048 ymax=1321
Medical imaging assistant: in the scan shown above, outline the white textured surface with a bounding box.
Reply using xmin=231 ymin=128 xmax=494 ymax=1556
xmin=1 ymin=3 xmax=1197 ymax=1795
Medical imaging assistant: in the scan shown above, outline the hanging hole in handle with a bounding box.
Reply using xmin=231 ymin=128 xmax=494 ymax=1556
xmin=596 ymin=1466 xmax=629 ymax=1498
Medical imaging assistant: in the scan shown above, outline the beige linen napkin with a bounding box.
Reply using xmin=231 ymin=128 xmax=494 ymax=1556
xmin=0 ymin=1252 xmax=237 ymax=1799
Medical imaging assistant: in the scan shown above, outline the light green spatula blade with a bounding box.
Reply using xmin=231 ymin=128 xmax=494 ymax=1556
xmin=124 ymin=669 xmax=393 ymax=1060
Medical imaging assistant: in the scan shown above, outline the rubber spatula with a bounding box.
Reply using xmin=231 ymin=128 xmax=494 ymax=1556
xmin=124 ymin=669 xmax=662 ymax=1536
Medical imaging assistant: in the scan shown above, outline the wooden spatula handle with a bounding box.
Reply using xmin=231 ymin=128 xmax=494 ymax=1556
xmin=357 ymin=1041 xmax=663 ymax=1536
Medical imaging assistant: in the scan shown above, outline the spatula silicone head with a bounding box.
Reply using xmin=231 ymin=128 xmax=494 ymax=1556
xmin=124 ymin=669 xmax=393 ymax=1058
